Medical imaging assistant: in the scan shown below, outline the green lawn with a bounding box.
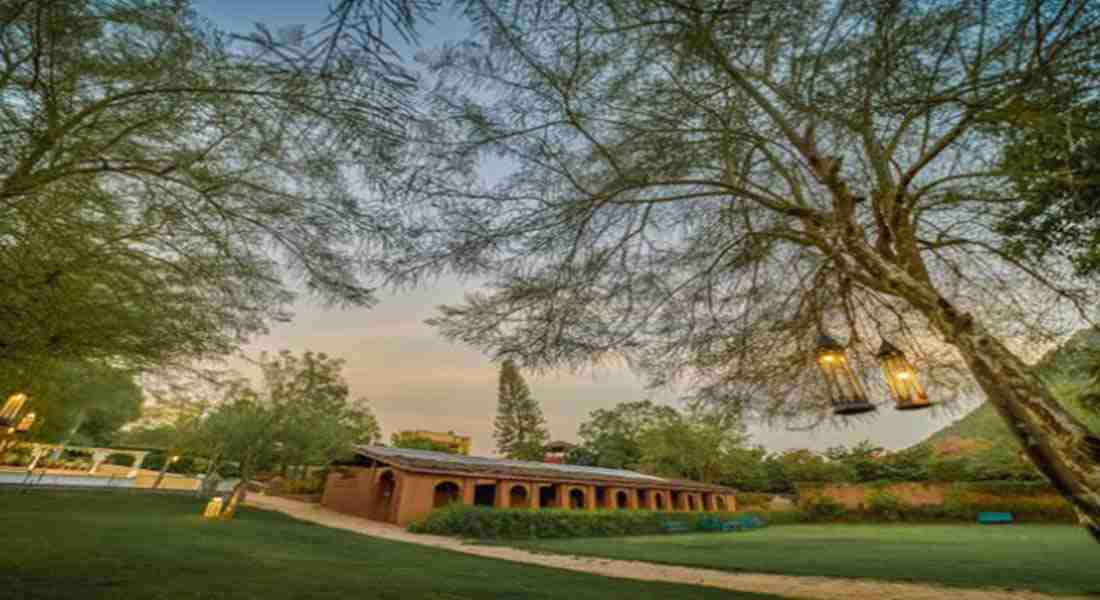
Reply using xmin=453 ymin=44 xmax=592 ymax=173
xmin=501 ymin=524 xmax=1100 ymax=596
xmin=0 ymin=491 xmax=783 ymax=600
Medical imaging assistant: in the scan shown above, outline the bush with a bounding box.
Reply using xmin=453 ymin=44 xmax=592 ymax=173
xmin=866 ymin=489 xmax=904 ymax=521
xmin=409 ymin=504 xmax=800 ymax=539
xmin=282 ymin=477 xmax=324 ymax=494
xmin=734 ymin=492 xmax=772 ymax=508
xmin=801 ymin=496 xmax=846 ymax=521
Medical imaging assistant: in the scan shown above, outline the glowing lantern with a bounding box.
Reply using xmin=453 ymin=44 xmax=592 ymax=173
xmin=877 ymin=340 xmax=932 ymax=410
xmin=815 ymin=334 xmax=876 ymax=415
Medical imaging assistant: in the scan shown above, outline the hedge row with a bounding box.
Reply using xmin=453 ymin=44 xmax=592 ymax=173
xmin=408 ymin=504 xmax=800 ymax=539
xmin=800 ymin=492 xmax=1076 ymax=523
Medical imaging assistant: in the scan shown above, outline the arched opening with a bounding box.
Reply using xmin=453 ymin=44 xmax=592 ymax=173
xmin=569 ymin=488 xmax=586 ymax=509
xmin=687 ymin=494 xmax=697 ymax=511
xmin=637 ymin=489 xmax=649 ymax=510
xmin=654 ymin=492 xmax=665 ymax=510
xmin=670 ymin=491 xmax=682 ymax=510
xmin=615 ymin=490 xmax=628 ymax=509
xmin=595 ymin=487 xmax=608 ymax=509
xmin=473 ymin=484 xmax=497 ymax=507
xmin=508 ymin=484 xmax=530 ymax=508
xmin=372 ymin=471 xmax=397 ymax=521
xmin=539 ymin=485 xmax=558 ymax=509
xmin=433 ymin=481 xmax=462 ymax=508
xmin=716 ymin=495 xmax=727 ymax=511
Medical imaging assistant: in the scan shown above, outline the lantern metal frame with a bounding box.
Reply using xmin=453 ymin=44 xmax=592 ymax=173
xmin=876 ymin=340 xmax=932 ymax=411
xmin=814 ymin=334 xmax=877 ymax=416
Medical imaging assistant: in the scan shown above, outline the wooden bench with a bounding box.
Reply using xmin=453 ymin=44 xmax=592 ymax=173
xmin=660 ymin=520 xmax=691 ymax=534
xmin=978 ymin=511 xmax=1014 ymax=524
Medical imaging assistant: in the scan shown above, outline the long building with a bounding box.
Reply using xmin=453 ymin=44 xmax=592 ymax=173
xmin=322 ymin=445 xmax=737 ymax=526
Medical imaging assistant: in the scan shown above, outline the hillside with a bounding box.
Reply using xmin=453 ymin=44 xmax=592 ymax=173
xmin=917 ymin=327 xmax=1100 ymax=452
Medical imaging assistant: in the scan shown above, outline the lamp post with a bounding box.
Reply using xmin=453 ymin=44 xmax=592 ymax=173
xmin=814 ymin=334 xmax=877 ymax=415
xmin=877 ymin=340 xmax=932 ymax=411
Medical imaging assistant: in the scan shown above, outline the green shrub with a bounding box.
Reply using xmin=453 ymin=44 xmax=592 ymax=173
xmin=802 ymin=496 xmax=846 ymax=521
xmin=866 ymin=489 xmax=904 ymax=521
xmin=282 ymin=477 xmax=324 ymax=494
xmin=409 ymin=504 xmax=799 ymax=539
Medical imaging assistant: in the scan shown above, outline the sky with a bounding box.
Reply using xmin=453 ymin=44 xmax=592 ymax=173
xmin=191 ymin=0 xmax=976 ymax=456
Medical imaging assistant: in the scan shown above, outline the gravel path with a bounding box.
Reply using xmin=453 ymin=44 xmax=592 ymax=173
xmin=247 ymin=495 xmax=1085 ymax=600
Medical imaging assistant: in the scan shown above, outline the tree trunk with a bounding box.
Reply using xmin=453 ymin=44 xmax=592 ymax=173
xmin=219 ymin=460 xmax=251 ymax=520
xmin=152 ymin=456 xmax=171 ymax=489
xmin=846 ymin=236 xmax=1100 ymax=541
xmin=938 ymin=322 xmax=1100 ymax=542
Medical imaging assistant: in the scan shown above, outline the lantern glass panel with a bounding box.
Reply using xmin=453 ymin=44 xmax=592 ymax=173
xmin=815 ymin=336 xmax=876 ymax=415
xmin=878 ymin=342 xmax=931 ymax=410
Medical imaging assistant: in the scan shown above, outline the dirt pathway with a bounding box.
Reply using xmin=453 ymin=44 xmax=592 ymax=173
xmin=246 ymin=495 xmax=1085 ymax=600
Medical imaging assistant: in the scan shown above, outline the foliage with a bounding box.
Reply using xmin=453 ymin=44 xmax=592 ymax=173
xmin=733 ymin=493 xmax=773 ymax=509
xmin=194 ymin=350 xmax=381 ymax=516
xmin=0 ymin=0 xmax=430 ymax=374
xmin=409 ymin=503 xmax=787 ymax=539
xmin=0 ymin=491 xmax=760 ymax=600
xmin=390 ymin=432 xmax=462 ymax=454
xmin=493 ymin=359 xmax=549 ymax=460
xmin=1 ymin=359 xmax=142 ymax=445
xmin=403 ymin=0 xmax=1100 ymax=528
xmin=770 ymin=450 xmax=855 ymax=485
xmin=865 ymin=489 xmax=904 ymax=521
xmin=800 ymin=496 xmax=846 ymax=521
xmin=997 ymin=97 xmax=1100 ymax=277
xmin=636 ymin=414 xmax=746 ymax=483
xmin=573 ymin=401 xmax=679 ymax=469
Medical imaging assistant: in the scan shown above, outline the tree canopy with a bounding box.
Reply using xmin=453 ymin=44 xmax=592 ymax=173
xmin=388 ymin=0 xmax=1100 ymax=535
xmin=0 ymin=0 xmax=432 ymax=373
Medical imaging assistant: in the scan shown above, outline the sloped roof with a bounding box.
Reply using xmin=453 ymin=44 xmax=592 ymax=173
xmin=354 ymin=445 xmax=734 ymax=493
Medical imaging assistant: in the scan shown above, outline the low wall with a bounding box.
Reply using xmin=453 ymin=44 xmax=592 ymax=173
xmin=0 ymin=466 xmax=201 ymax=491
xmin=796 ymin=481 xmax=1073 ymax=519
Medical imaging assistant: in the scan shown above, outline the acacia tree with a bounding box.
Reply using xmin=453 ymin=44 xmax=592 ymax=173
xmin=384 ymin=0 xmax=1100 ymax=538
xmin=0 ymin=0 xmax=435 ymax=373
xmin=575 ymin=400 xmax=679 ymax=469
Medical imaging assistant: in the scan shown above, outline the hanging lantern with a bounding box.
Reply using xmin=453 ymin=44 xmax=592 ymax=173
xmin=815 ymin=334 xmax=877 ymax=415
xmin=877 ymin=340 xmax=932 ymax=410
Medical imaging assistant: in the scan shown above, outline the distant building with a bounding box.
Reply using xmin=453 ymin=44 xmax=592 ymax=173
xmin=542 ymin=440 xmax=575 ymax=464
xmin=323 ymin=445 xmax=737 ymax=526
xmin=397 ymin=430 xmax=471 ymax=455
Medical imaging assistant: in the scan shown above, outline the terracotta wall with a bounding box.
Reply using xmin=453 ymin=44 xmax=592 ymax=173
xmin=321 ymin=467 xmax=377 ymax=518
xmin=797 ymin=482 xmax=1068 ymax=510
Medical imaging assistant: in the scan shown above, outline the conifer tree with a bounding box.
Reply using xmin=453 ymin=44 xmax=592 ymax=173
xmin=494 ymin=360 xmax=549 ymax=460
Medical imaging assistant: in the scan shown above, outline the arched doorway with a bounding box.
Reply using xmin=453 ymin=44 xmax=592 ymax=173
xmin=595 ymin=487 xmax=608 ymax=509
xmin=637 ymin=489 xmax=649 ymax=510
xmin=474 ymin=484 xmax=497 ymax=507
xmin=372 ymin=471 xmax=397 ymax=521
xmin=715 ymin=495 xmax=727 ymax=511
xmin=654 ymin=492 xmax=665 ymax=510
xmin=433 ymin=481 xmax=462 ymax=508
xmin=615 ymin=490 xmax=628 ymax=509
xmin=538 ymin=485 xmax=558 ymax=509
xmin=569 ymin=488 xmax=586 ymax=509
xmin=670 ymin=491 xmax=682 ymax=510
xmin=686 ymin=494 xmax=697 ymax=511
xmin=508 ymin=484 xmax=530 ymax=508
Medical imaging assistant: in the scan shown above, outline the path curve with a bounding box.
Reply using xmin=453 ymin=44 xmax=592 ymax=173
xmin=247 ymin=495 xmax=1085 ymax=600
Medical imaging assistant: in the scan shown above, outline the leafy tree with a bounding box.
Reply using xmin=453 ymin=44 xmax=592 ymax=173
xmin=493 ymin=359 xmax=548 ymax=460
xmin=391 ymin=432 xmax=461 ymax=454
xmin=636 ymin=414 xmax=746 ymax=483
xmin=825 ymin=441 xmax=886 ymax=482
xmin=403 ymin=0 xmax=1100 ymax=537
xmin=0 ymin=0 xmax=432 ymax=374
xmin=574 ymin=401 xmax=679 ymax=469
xmin=198 ymin=351 xmax=380 ymax=518
xmin=771 ymin=449 xmax=856 ymax=486
xmin=997 ymin=97 xmax=1100 ymax=277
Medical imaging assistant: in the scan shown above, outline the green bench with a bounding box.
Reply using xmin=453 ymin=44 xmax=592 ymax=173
xmin=978 ymin=511 xmax=1014 ymax=524
xmin=660 ymin=520 xmax=691 ymax=534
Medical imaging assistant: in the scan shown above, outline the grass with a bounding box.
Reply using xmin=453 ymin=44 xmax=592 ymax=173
xmin=0 ymin=491 xmax=786 ymax=600
xmin=499 ymin=523 xmax=1100 ymax=596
